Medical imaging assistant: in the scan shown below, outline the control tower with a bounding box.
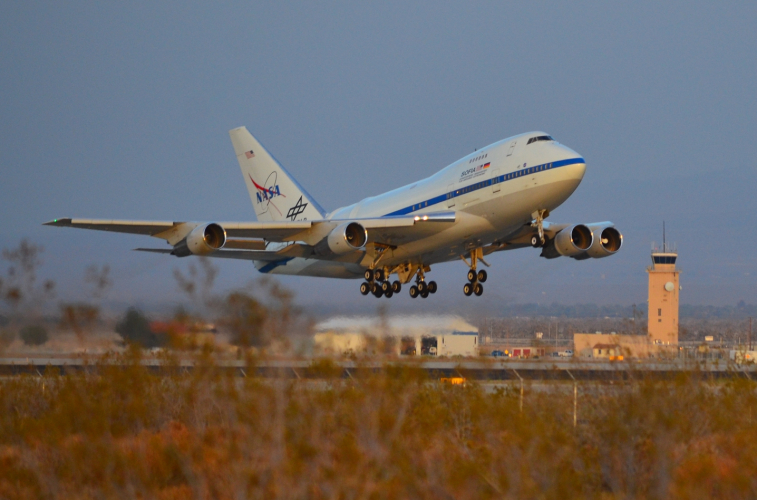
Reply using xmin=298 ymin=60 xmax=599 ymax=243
xmin=647 ymin=241 xmax=680 ymax=345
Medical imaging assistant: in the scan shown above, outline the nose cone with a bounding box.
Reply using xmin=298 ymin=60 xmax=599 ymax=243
xmin=555 ymin=143 xmax=586 ymax=181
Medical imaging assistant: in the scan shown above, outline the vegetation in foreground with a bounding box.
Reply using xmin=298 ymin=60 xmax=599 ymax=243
xmin=0 ymin=354 xmax=755 ymax=499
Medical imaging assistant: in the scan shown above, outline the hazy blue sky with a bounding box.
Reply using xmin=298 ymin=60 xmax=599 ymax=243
xmin=2 ymin=1 xmax=755 ymax=314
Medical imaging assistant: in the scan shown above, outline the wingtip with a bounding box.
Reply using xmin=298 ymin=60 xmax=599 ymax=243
xmin=43 ymin=218 xmax=72 ymax=226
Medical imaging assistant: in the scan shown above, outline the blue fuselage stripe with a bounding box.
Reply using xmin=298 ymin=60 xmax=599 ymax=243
xmin=382 ymin=157 xmax=585 ymax=217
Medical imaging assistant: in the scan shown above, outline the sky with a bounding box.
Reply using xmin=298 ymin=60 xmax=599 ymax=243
xmin=1 ymin=1 xmax=756 ymax=316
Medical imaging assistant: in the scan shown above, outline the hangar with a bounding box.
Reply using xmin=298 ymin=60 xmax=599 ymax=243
xmin=313 ymin=315 xmax=479 ymax=357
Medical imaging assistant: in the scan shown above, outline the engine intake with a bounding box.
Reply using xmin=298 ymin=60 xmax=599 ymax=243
xmin=585 ymin=225 xmax=623 ymax=258
xmin=316 ymin=222 xmax=368 ymax=255
xmin=172 ymin=223 xmax=226 ymax=257
xmin=552 ymin=224 xmax=593 ymax=257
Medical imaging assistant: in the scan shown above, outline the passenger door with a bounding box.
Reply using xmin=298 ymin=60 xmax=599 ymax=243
xmin=490 ymin=169 xmax=501 ymax=193
xmin=446 ymin=183 xmax=456 ymax=208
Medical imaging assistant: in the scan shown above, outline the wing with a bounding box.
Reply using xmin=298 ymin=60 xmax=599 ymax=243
xmin=45 ymin=211 xmax=456 ymax=258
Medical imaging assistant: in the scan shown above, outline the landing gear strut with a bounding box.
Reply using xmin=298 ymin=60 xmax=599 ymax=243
xmin=531 ymin=209 xmax=549 ymax=247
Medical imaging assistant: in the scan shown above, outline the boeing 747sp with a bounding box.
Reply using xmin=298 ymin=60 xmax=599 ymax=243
xmin=46 ymin=127 xmax=622 ymax=298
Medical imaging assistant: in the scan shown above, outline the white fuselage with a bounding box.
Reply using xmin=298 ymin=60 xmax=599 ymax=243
xmin=259 ymin=131 xmax=586 ymax=278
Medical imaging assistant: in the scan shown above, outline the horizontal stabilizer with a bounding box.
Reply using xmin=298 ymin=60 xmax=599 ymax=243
xmin=134 ymin=248 xmax=173 ymax=254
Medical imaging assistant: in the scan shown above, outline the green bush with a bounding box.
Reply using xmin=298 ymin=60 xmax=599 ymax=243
xmin=19 ymin=325 xmax=48 ymax=346
xmin=115 ymin=308 xmax=164 ymax=348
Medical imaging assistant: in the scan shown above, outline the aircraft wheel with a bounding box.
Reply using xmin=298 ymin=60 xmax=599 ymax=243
xmin=392 ymin=280 xmax=402 ymax=293
xmin=477 ymin=270 xmax=487 ymax=283
xmin=360 ymin=282 xmax=370 ymax=295
xmin=420 ymin=289 xmax=429 ymax=298
xmin=373 ymin=288 xmax=384 ymax=298
xmin=374 ymin=269 xmax=385 ymax=281
xmin=467 ymin=269 xmax=477 ymax=282
xmin=463 ymin=283 xmax=473 ymax=296
xmin=381 ymin=281 xmax=391 ymax=293
xmin=409 ymin=285 xmax=419 ymax=298
xmin=531 ymin=235 xmax=541 ymax=248
xmin=417 ymin=281 xmax=427 ymax=294
xmin=385 ymin=289 xmax=393 ymax=298
xmin=474 ymin=283 xmax=484 ymax=296
xmin=364 ymin=269 xmax=374 ymax=281
xmin=371 ymin=282 xmax=380 ymax=294
xmin=428 ymin=281 xmax=437 ymax=294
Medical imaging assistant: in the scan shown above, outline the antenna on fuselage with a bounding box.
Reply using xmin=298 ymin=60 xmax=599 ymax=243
xmin=663 ymin=221 xmax=666 ymax=252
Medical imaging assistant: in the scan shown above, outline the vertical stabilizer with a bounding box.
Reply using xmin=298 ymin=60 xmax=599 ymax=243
xmin=229 ymin=127 xmax=325 ymax=222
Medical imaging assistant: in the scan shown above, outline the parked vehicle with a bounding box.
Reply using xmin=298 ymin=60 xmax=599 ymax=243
xmin=491 ymin=350 xmax=506 ymax=357
xmin=558 ymin=350 xmax=574 ymax=357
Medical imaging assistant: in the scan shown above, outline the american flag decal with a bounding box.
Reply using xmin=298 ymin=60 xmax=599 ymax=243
xmin=245 ymin=150 xmax=255 ymax=159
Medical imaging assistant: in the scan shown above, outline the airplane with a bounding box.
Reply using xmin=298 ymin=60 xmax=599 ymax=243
xmin=45 ymin=127 xmax=622 ymax=299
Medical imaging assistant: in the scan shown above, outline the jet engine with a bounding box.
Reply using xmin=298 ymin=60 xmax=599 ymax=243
xmin=541 ymin=224 xmax=593 ymax=259
xmin=584 ymin=224 xmax=623 ymax=258
xmin=316 ymin=222 xmax=368 ymax=255
xmin=172 ymin=223 xmax=226 ymax=257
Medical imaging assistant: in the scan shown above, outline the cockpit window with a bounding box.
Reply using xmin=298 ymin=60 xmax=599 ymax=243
xmin=527 ymin=135 xmax=554 ymax=145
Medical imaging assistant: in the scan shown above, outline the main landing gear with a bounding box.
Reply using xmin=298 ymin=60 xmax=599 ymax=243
xmin=360 ymin=267 xmax=402 ymax=299
xmin=461 ymin=248 xmax=488 ymax=297
xmin=360 ymin=266 xmax=437 ymax=299
xmin=408 ymin=268 xmax=437 ymax=300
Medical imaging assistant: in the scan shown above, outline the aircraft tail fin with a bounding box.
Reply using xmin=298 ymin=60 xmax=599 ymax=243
xmin=229 ymin=126 xmax=325 ymax=222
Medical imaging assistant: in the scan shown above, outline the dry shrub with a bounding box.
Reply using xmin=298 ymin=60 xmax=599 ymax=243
xmin=0 ymin=357 xmax=755 ymax=498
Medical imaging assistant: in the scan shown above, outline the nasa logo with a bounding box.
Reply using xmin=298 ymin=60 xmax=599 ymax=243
xmin=249 ymin=172 xmax=286 ymax=217
xmin=250 ymin=172 xmax=285 ymax=204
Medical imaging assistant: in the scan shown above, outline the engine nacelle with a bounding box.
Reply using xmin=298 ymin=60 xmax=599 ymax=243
xmin=552 ymin=224 xmax=593 ymax=257
xmin=584 ymin=224 xmax=623 ymax=258
xmin=317 ymin=222 xmax=367 ymax=255
xmin=172 ymin=223 xmax=226 ymax=257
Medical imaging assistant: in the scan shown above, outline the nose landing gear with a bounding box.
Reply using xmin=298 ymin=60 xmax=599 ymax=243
xmin=461 ymin=248 xmax=489 ymax=297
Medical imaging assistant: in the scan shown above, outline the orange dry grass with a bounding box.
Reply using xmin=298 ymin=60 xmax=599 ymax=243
xmin=0 ymin=357 xmax=755 ymax=499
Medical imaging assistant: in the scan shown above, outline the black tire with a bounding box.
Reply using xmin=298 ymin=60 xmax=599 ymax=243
xmin=417 ymin=281 xmax=427 ymax=293
xmin=477 ymin=270 xmax=487 ymax=283
xmin=392 ymin=280 xmax=402 ymax=293
xmin=420 ymin=289 xmax=429 ymax=298
xmin=474 ymin=283 xmax=484 ymax=296
xmin=364 ymin=269 xmax=374 ymax=281
xmin=385 ymin=289 xmax=393 ymax=298
xmin=531 ymin=235 xmax=541 ymax=248
xmin=428 ymin=281 xmax=437 ymax=294
xmin=409 ymin=285 xmax=419 ymax=298
xmin=381 ymin=281 xmax=391 ymax=293
xmin=373 ymin=289 xmax=383 ymax=298
xmin=374 ymin=269 xmax=384 ymax=281
xmin=464 ymin=283 xmax=473 ymax=296
xmin=467 ymin=269 xmax=477 ymax=282
xmin=371 ymin=283 xmax=380 ymax=294
xmin=360 ymin=282 xmax=370 ymax=295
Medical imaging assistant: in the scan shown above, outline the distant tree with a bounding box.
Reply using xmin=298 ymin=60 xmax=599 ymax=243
xmin=115 ymin=308 xmax=165 ymax=349
xmin=19 ymin=325 xmax=48 ymax=346
xmin=59 ymin=303 xmax=100 ymax=341
xmin=222 ymin=292 xmax=267 ymax=347
xmin=0 ymin=330 xmax=15 ymax=350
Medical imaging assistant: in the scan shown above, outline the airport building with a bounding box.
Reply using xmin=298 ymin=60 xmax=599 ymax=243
xmin=575 ymin=243 xmax=680 ymax=358
xmin=313 ymin=315 xmax=479 ymax=357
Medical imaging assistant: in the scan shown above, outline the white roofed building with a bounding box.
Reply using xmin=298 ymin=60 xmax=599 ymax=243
xmin=314 ymin=315 xmax=479 ymax=357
